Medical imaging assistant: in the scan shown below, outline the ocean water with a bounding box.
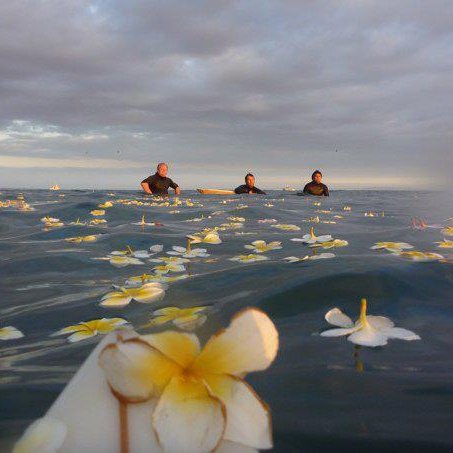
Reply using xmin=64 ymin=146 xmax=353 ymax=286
xmin=0 ymin=189 xmax=452 ymax=452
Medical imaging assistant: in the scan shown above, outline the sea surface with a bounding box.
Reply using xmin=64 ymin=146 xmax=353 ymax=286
xmin=0 ymin=189 xmax=452 ymax=452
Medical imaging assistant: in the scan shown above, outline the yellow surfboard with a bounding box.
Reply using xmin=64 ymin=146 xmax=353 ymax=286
xmin=197 ymin=189 xmax=235 ymax=195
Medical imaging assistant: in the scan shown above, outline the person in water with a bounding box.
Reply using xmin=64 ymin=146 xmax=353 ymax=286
xmin=303 ymin=170 xmax=329 ymax=196
xmin=234 ymin=173 xmax=266 ymax=194
xmin=141 ymin=162 xmax=181 ymax=195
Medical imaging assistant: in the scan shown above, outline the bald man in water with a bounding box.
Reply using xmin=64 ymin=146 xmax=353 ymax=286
xmin=141 ymin=163 xmax=181 ymax=195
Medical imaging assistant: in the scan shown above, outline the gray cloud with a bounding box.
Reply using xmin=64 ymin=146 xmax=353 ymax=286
xmin=0 ymin=0 xmax=452 ymax=189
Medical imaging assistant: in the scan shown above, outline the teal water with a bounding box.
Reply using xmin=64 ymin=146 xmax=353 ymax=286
xmin=0 ymin=189 xmax=452 ymax=452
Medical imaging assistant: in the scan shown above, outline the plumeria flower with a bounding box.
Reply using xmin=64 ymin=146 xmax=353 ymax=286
xmin=364 ymin=211 xmax=377 ymax=217
xmin=291 ymin=227 xmax=332 ymax=244
xmin=90 ymin=209 xmax=105 ymax=216
xmin=145 ymin=306 xmax=208 ymax=331
xmin=393 ymin=250 xmax=446 ymax=262
xmin=371 ymin=241 xmax=414 ymax=252
xmin=187 ymin=231 xmax=222 ymax=244
xmin=99 ymin=308 xmax=278 ymax=452
xmin=283 ymin=253 xmax=335 ymax=263
xmin=309 ymin=239 xmax=348 ymax=249
xmin=53 ymin=318 xmax=129 ymax=342
xmin=153 ymin=263 xmax=187 ymax=274
xmin=320 ymin=298 xmax=421 ymax=347
xmin=13 ymin=417 xmax=67 ymax=453
xmin=69 ymin=218 xmax=87 ymax=226
xmin=167 ymin=241 xmax=210 ymax=258
xmin=126 ymin=273 xmax=189 ymax=286
xmin=264 ymin=203 xmax=274 ymax=207
xmin=100 ymin=283 xmax=166 ymax=307
xmin=229 ymin=254 xmax=269 ymax=263
xmin=65 ymin=235 xmax=98 ymax=243
xmin=441 ymin=226 xmax=453 ymax=237
xmin=108 ymin=255 xmax=145 ymax=267
xmin=227 ymin=216 xmax=245 ymax=222
xmin=41 ymin=216 xmax=64 ymax=227
xmin=149 ymin=256 xmax=190 ymax=265
xmin=244 ymin=240 xmax=282 ymax=253
xmin=110 ymin=245 xmax=151 ymax=259
xmin=343 ymin=206 xmax=352 ymax=211
xmin=0 ymin=325 xmax=24 ymax=340
xmin=435 ymin=240 xmax=453 ymax=249
xmin=131 ymin=215 xmax=156 ymax=226
xmin=333 ymin=215 xmax=344 ymax=219
xmin=271 ymin=224 xmax=301 ymax=231
xmin=257 ymin=218 xmax=277 ymax=224
xmin=89 ymin=218 xmax=107 ymax=225
xmin=98 ymin=201 xmax=113 ymax=208
xmin=312 ymin=201 xmax=321 ymax=206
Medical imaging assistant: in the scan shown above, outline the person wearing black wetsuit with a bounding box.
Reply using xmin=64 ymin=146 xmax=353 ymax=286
xmin=141 ymin=162 xmax=181 ymax=195
xmin=234 ymin=173 xmax=266 ymax=195
xmin=302 ymin=170 xmax=329 ymax=196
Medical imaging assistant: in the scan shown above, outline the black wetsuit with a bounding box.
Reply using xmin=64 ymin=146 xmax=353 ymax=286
xmin=141 ymin=173 xmax=179 ymax=195
xmin=302 ymin=181 xmax=329 ymax=196
xmin=234 ymin=185 xmax=266 ymax=195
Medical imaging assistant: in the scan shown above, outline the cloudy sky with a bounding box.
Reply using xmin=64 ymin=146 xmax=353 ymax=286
xmin=0 ymin=0 xmax=452 ymax=190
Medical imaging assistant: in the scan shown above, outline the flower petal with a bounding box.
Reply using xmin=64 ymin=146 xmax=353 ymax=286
xmin=366 ymin=315 xmax=394 ymax=329
xmin=320 ymin=327 xmax=358 ymax=337
xmin=173 ymin=314 xmax=207 ymax=331
xmin=130 ymin=283 xmax=166 ymax=303
xmin=381 ymin=327 xmax=421 ymax=341
xmin=13 ymin=417 xmax=67 ymax=453
xmin=99 ymin=338 xmax=181 ymax=402
xmin=152 ymin=376 xmax=226 ymax=453
xmin=100 ymin=292 xmax=132 ymax=308
xmin=140 ymin=331 xmax=201 ymax=367
xmin=67 ymin=330 xmax=97 ymax=343
xmin=347 ymin=326 xmax=388 ymax=347
xmin=0 ymin=326 xmax=25 ymax=340
xmin=204 ymin=374 xmax=272 ymax=449
xmin=325 ymin=308 xmax=354 ymax=328
xmin=193 ymin=308 xmax=278 ymax=376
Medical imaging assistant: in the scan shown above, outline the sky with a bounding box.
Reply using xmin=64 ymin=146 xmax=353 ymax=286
xmin=0 ymin=0 xmax=452 ymax=190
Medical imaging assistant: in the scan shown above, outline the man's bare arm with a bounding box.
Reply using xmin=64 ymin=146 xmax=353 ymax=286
xmin=175 ymin=186 xmax=181 ymax=195
xmin=141 ymin=182 xmax=153 ymax=194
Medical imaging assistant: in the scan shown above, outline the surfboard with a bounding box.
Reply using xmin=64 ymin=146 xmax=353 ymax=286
xmin=197 ymin=189 xmax=235 ymax=195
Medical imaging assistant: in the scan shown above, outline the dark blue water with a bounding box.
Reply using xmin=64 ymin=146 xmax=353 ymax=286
xmin=0 ymin=189 xmax=452 ymax=452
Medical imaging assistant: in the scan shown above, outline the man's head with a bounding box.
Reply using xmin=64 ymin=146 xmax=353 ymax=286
xmin=156 ymin=163 xmax=168 ymax=177
xmin=245 ymin=173 xmax=255 ymax=188
xmin=312 ymin=170 xmax=322 ymax=184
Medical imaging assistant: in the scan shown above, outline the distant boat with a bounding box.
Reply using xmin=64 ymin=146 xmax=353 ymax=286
xmin=282 ymin=186 xmax=296 ymax=192
xmin=49 ymin=185 xmax=61 ymax=191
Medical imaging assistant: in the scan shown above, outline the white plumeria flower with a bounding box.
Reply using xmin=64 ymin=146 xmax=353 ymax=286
xmin=291 ymin=227 xmax=332 ymax=244
xmin=167 ymin=239 xmax=210 ymax=258
xmin=370 ymin=242 xmax=414 ymax=252
xmin=96 ymin=255 xmax=145 ymax=268
xmin=153 ymin=262 xmax=187 ymax=274
xmin=434 ymin=240 xmax=453 ymax=249
xmin=98 ymin=308 xmax=278 ymax=452
xmin=271 ymin=223 xmax=300 ymax=231
xmin=320 ymin=298 xmax=421 ymax=347
xmin=40 ymin=216 xmax=60 ymax=224
xmin=309 ymin=239 xmax=348 ymax=249
xmin=53 ymin=318 xmax=129 ymax=343
xmin=13 ymin=417 xmax=67 ymax=453
xmin=100 ymin=283 xmax=166 ymax=307
xmin=441 ymin=226 xmax=453 ymax=236
xmin=110 ymin=245 xmax=151 ymax=259
xmin=229 ymin=254 xmax=269 ymax=263
xmin=149 ymin=256 xmax=190 ymax=265
xmin=131 ymin=215 xmax=156 ymax=226
xmin=65 ymin=235 xmax=98 ymax=243
xmin=392 ymin=250 xmax=446 ymax=262
xmin=90 ymin=209 xmax=105 ymax=216
xmin=244 ymin=240 xmax=282 ymax=253
xmin=0 ymin=325 xmax=24 ymax=340
xmin=149 ymin=244 xmax=164 ymax=254
xmin=126 ymin=272 xmax=189 ymax=286
xmin=257 ymin=218 xmax=277 ymax=224
xmin=283 ymin=253 xmax=335 ymax=263
xmin=187 ymin=231 xmax=222 ymax=244
xmin=227 ymin=216 xmax=245 ymax=222
xmin=68 ymin=218 xmax=87 ymax=226
xmin=145 ymin=306 xmax=208 ymax=331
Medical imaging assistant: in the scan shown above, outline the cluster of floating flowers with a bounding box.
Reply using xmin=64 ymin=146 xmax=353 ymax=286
xmin=0 ymin=193 xmax=34 ymax=211
xmin=8 ymin=191 xmax=453 ymax=452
